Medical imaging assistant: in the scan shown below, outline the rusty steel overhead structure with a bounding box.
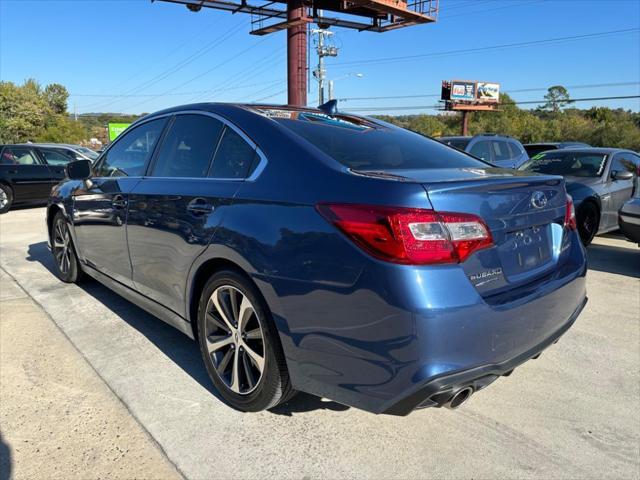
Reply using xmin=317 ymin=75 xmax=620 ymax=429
xmin=154 ymin=0 xmax=439 ymax=106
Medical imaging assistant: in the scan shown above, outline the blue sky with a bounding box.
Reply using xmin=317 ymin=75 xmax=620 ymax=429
xmin=1 ymin=0 xmax=639 ymax=115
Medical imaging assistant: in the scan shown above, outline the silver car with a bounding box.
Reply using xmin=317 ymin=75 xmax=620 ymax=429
xmin=519 ymin=148 xmax=640 ymax=245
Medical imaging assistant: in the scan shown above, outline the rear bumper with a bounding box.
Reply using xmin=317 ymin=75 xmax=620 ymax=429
xmin=619 ymin=211 xmax=640 ymax=243
xmin=382 ymin=296 xmax=587 ymax=415
xmin=266 ymin=229 xmax=587 ymax=415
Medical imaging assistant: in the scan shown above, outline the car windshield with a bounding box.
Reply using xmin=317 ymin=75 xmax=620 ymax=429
xmin=76 ymin=147 xmax=99 ymax=160
xmin=519 ymin=151 xmax=608 ymax=177
xmin=262 ymin=109 xmax=485 ymax=171
xmin=439 ymin=138 xmax=471 ymax=150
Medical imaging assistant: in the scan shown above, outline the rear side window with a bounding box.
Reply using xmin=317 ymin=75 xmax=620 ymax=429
xmin=209 ymin=127 xmax=258 ymax=179
xmin=509 ymin=142 xmax=523 ymax=157
xmin=492 ymin=141 xmax=512 ymax=161
xmin=151 ymin=114 xmax=224 ymax=178
xmin=275 ymin=114 xmax=483 ymax=170
xmin=94 ymin=119 xmax=166 ymax=177
xmin=1 ymin=147 xmax=40 ymax=165
xmin=40 ymin=148 xmax=75 ymax=166
xmin=469 ymin=141 xmax=492 ymax=162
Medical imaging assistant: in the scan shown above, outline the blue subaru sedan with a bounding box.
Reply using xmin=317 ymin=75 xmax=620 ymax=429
xmin=47 ymin=103 xmax=587 ymax=415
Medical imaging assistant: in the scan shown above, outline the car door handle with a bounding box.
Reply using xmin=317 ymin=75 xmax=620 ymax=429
xmin=112 ymin=195 xmax=127 ymax=209
xmin=187 ymin=198 xmax=214 ymax=215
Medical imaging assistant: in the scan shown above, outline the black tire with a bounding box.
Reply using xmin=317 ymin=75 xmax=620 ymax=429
xmin=577 ymin=202 xmax=599 ymax=246
xmin=197 ymin=269 xmax=296 ymax=412
xmin=0 ymin=183 xmax=13 ymax=214
xmin=51 ymin=212 xmax=84 ymax=283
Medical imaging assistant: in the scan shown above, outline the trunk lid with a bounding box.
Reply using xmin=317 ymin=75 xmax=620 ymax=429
xmin=395 ymin=167 xmax=569 ymax=296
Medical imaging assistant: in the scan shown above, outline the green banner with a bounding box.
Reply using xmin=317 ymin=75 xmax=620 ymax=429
xmin=108 ymin=123 xmax=131 ymax=141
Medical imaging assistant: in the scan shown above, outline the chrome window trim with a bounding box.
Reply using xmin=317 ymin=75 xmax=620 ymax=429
xmin=93 ymin=109 xmax=268 ymax=182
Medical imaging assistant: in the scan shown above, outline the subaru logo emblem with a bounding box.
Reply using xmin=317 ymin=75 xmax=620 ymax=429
xmin=530 ymin=191 xmax=548 ymax=209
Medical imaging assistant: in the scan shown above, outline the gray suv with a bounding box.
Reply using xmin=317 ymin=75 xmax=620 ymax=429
xmin=438 ymin=134 xmax=529 ymax=169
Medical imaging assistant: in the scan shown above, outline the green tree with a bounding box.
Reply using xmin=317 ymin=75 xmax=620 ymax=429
xmin=543 ymin=85 xmax=571 ymax=113
xmin=0 ymin=79 xmax=51 ymax=143
xmin=44 ymin=83 xmax=69 ymax=115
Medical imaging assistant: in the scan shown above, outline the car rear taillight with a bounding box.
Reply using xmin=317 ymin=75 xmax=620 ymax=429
xmin=316 ymin=203 xmax=493 ymax=265
xmin=564 ymin=195 xmax=577 ymax=230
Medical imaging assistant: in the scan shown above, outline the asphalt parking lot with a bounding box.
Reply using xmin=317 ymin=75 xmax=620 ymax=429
xmin=1 ymin=206 xmax=639 ymax=479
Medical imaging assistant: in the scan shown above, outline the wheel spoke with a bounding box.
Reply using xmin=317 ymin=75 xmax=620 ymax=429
xmin=244 ymin=328 xmax=262 ymax=341
xmin=210 ymin=290 xmax=235 ymax=332
xmin=243 ymin=344 xmax=264 ymax=373
xmin=206 ymin=312 xmax=231 ymax=334
xmin=206 ymin=334 xmax=233 ymax=353
xmin=242 ymin=351 xmax=256 ymax=389
xmin=53 ymin=239 xmax=65 ymax=248
xmin=216 ymin=348 xmax=234 ymax=375
xmin=237 ymin=295 xmax=254 ymax=333
xmin=229 ymin=288 xmax=240 ymax=324
xmin=230 ymin=348 xmax=240 ymax=393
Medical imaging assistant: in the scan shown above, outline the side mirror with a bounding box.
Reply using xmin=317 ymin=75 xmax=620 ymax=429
xmin=66 ymin=159 xmax=92 ymax=180
xmin=612 ymin=170 xmax=634 ymax=181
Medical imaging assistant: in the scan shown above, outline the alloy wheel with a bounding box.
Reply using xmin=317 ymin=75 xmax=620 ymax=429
xmin=53 ymin=219 xmax=72 ymax=275
xmin=0 ymin=188 xmax=8 ymax=209
xmin=204 ymin=285 xmax=265 ymax=395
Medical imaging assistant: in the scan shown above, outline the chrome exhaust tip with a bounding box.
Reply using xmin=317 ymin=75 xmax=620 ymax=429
xmin=445 ymin=386 xmax=474 ymax=410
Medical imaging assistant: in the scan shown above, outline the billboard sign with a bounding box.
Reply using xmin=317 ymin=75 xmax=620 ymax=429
xmin=450 ymin=81 xmax=476 ymax=101
xmin=108 ymin=123 xmax=131 ymax=142
xmin=476 ymin=82 xmax=500 ymax=102
xmin=442 ymin=80 xmax=500 ymax=104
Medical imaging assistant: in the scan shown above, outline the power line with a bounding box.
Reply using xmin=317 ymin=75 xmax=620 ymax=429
xmin=81 ymin=19 xmax=247 ymax=110
xmin=339 ymin=81 xmax=640 ymax=102
xmin=346 ymin=95 xmax=640 ymax=112
xmin=440 ymin=0 xmax=545 ymax=19
xmin=330 ymin=28 xmax=640 ymax=68
xmin=121 ymin=35 xmax=275 ymax=111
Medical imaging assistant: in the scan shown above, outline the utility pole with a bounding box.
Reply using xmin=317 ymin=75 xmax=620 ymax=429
xmin=312 ymin=28 xmax=338 ymax=105
xmin=287 ymin=0 xmax=307 ymax=106
xmin=461 ymin=111 xmax=469 ymax=135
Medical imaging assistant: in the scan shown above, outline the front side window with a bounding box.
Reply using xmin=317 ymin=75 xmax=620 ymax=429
xmin=520 ymin=151 xmax=608 ymax=177
xmin=209 ymin=127 xmax=258 ymax=179
xmin=94 ymin=119 xmax=166 ymax=177
xmin=611 ymin=153 xmax=639 ymax=177
xmin=0 ymin=147 xmax=40 ymax=165
xmin=151 ymin=114 xmax=224 ymax=178
xmin=469 ymin=141 xmax=492 ymax=162
xmin=40 ymin=148 xmax=75 ymax=166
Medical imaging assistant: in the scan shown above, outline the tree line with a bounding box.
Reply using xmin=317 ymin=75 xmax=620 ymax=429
xmin=377 ymin=91 xmax=640 ymax=151
xmin=1 ymin=79 xmax=639 ymax=151
xmin=0 ymin=79 xmax=141 ymax=145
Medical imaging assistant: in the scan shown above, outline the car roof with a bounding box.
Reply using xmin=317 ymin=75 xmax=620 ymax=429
xmin=524 ymin=142 xmax=589 ymax=147
xmin=536 ymin=147 xmax=632 ymax=154
xmin=10 ymin=143 xmax=80 ymax=149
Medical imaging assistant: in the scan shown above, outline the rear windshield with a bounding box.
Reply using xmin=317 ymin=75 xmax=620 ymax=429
xmin=524 ymin=145 xmax=558 ymax=157
xmin=519 ymin=151 xmax=608 ymax=177
xmin=263 ymin=110 xmax=485 ymax=171
xmin=439 ymin=138 xmax=471 ymax=150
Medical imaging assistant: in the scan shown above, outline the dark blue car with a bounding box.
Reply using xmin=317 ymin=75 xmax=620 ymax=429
xmin=47 ymin=103 xmax=587 ymax=415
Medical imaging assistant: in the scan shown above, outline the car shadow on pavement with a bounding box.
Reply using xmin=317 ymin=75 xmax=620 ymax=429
xmin=0 ymin=431 xmax=11 ymax=480
xmin=26 ymin=241 xmax=349 ymax=416
xmin=587 ymin=243 xmax=640 ymax=278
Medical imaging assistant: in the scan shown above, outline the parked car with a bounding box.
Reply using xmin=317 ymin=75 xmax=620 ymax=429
xmin=619 ymin=186 xmax=640 ymax=244
xmin=523 ymin=142 xmax=591 ymax=158
xmin=438 ymin=134 xmax=529 ymax=168
xmin=29 ymin=143 xmax=99 ymax=162
xmin=0 ymin=144 xmax=78 ymax=213
xmin=47 ymin=104 xmax=587 ymax=415
xmin=519 ymin=148 xmax=640 ymax=245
